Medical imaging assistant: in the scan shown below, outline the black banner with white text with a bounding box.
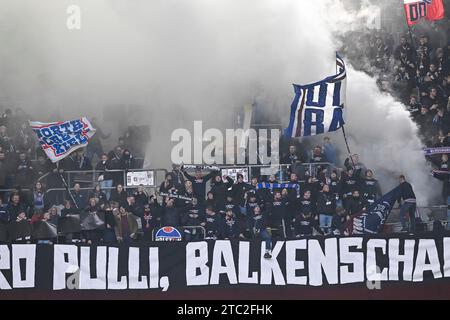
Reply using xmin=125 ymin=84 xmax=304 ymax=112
xmin=1 ymin=236 xmax=450 ymax=291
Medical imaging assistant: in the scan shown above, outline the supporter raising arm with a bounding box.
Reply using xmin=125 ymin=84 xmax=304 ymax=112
xmin=182 ymin=167 xmax=217 ymax=205
xmin=210 ymin=174 xmax=234 ymax=212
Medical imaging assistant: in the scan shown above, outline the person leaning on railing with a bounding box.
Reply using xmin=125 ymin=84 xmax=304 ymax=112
xmin=95 ymin=153 xmax=114 ymax=199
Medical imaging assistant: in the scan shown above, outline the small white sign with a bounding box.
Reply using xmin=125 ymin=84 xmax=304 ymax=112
xmin=126 ymin=171 xmax=155 ymax=187
xmin=221 ymin=168 xmax=249 ymax=183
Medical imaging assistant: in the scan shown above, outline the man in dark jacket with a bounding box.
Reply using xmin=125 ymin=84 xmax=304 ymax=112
xmin=96 ymin=153 xmax=113 ymax=199
xmin=224 ymin=193 xmax=240 ymax=217
xmin=162 ymin=198 xmax=180 ymax=227
xmin=433 ymin=170 xmax=450 ymax=230
xmin=232 ymin=174 xmax=251 ymax=214
xmin=133 ymin=185 xmax=149 ymax=208
xmin=75 ymin=150 xmax=93 ymax=171
xmin=267 ymin=190 xmax=287 ymax=232
xmin=0 ymin=198 xmax=9 ymax=224
xmin=340 ymin=169 xmax=360 ymax=206
xmin=121 ymin=149 xmax=136 ymax=171
xmin=310 ymin=146 xmax=328 ymax=163
xmin=299 ymin=190 xmax=316 ymax=217
xmin=345 ymin=190 xmax=365 ymax=216
xmin=361 ymin=170 xmax=382 ymax=207
xmin=210 ymin=174 xmax=234 ymax=212
xmin=329 ymin=171 xmax=342 ymax=205
xmin=182 ymin=167 xmax=217 ymax=205
xmin=331 ymin=207 xmax=347 ymax=235
xmin=6 ymin=193 xmax=28 ymax=221
xmin=14 ymin=152 xmax=34 ymax=188
xmin=141 ymin=202 xmax=160 ymax=242
xmin=169 ymin=164 xmax=185 ymax=192
xmin=317 ymin=185 xmax=336 ymax=235
xmin=344 ymin=154 xmax=366 ymax=179
xmin=223 ymin=209 xmax=241 ymax=240
xmin=398 ymin=175 xmax=417 ymax=233
xmin=68 ymin=183 xmax=88 ymax=210
xmin=202 ymin=206 xmax=224 ymax=240
xmin=293 ymin=211 xmax=323 ymax=237
xmin=107 ymin=149 xmax=123 ymax=186
xmin=182 ymin=198 xmax=204 ymax=241
xmin=246 ymin=205 xmax=272 ymax=259
xmin=286 ymin=173 xmax=301 ymax=218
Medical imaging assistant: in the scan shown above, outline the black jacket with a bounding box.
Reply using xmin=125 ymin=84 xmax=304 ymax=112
xmin=205 ymin=213 xmax=225 ymax=239
xmin=211 ymin=177 xmax=234 ymax=211
xmin=232 ymin=182 xmax=252 ymax=206
xmin=345 ymin=197 xmax=365 ymax=215
xmin=331 ymin=214 xmax=347 ymax=234
xmin=162 ymin=206 xmax=180 ymax=227
xmin=398 ymin=181 xmax=416 ymax=202
xmin=361 ymin=178 xmax=382 ymax=202
xmin=182 ymin=203 xmax=205 ymax=227
xmin=183 ymin=171 xmax=216 ymax=203
xmin=110 ymin=189 xmax=128 ymax=206
xmin=316 ymin=192 xmax=336 ymax=216
xmin=95 ymin=160 xmax=113 ymax=180
xmin=267 ymin=198 xmax=287 ymax=226
xmin=223 ymin=217 xmax=241 ymax=239
xmin=246 ymin=213 xmax=269 ymax=233
xmin=340 ymin=174 xmax=360 ymax=197
xmin=299 ymin=197 xmax=316 ymax=216
xmin=293 ymin=214 xmax=323 ymax=236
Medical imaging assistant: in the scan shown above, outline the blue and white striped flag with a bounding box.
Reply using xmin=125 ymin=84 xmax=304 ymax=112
xmin=285 ymin=53 xmax=347 ymax=138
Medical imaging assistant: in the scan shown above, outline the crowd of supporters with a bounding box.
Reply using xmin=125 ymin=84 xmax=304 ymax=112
xmin=0 ymin=138 xmax=423 ymax=255
xmin=340 ymin=20 xmax=450 ymax=223
xmin=1 ymin=21 xmax=450 ymax=249
xmin=341 ymin=26 xmax=450 ymax=146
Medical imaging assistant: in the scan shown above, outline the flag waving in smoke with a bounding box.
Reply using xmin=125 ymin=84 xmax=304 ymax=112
xmin=349 ymin=186 xmax=402 ymax=235
xmin=404 ymin=0 xmax=445 ymax=26
xmin=285 ymin=53 xmax=347 ymax=138
xmin=30 ymin=117 xmax=96 ymax=163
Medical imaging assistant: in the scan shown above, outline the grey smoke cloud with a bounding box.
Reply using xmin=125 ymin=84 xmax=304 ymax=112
xmin=0 ymin=0 xmax=439 ymax=204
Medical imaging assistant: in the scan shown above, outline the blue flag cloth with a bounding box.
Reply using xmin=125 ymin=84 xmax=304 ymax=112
xmin=285 ymin=53 xmax=347 ymax=138
xmin=352 ymin=186 xmax=402 ymax=234
xmin=256 ymin=182 xmax=300 ymax=197
xmin=30 ymin=117 xmax=96 ymax=163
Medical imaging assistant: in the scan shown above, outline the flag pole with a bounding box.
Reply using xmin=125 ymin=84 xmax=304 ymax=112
xmin=55 ymin=162 xmax=79 ymax=210
xmin=59 ymin=173 xmax=79 ymax=210
xmin=341 ymin=125 xmax=355 ymax=167
xmin=336 ymin=52 xmax=355 ymax=167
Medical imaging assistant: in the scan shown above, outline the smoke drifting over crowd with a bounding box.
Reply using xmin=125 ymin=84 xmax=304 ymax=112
xmin=0 ymin=0 xmax=438 ymax=203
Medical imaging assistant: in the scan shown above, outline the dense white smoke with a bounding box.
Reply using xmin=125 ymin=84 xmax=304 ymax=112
xmin=324 ymin=0 xmax=440 ymax=204
xmin=0 ymin=0 xmax=439 ymax=204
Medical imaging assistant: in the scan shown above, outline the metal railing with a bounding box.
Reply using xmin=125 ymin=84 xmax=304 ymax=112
xmin=384 ymin=206 xmax=449 ymax=233
xmin=197 ymin=162 xmax=340 ymax=183
xmin=35 ymin=167 xmax=168 ymax=187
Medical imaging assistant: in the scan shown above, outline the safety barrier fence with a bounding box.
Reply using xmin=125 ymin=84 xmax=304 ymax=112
xmin=0 ymin=164 xmax=448 ymax=240
xmin=0 ymin=206 xmax=448 ymax=245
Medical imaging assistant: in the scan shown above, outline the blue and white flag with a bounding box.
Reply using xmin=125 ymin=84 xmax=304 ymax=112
xmin=351 ymin=186 xmax=402 ymax=235
xmin=285 ymin=54 xmax=347 ymax=138
xmin=30 ymin=117 xmax=96 ymax=163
